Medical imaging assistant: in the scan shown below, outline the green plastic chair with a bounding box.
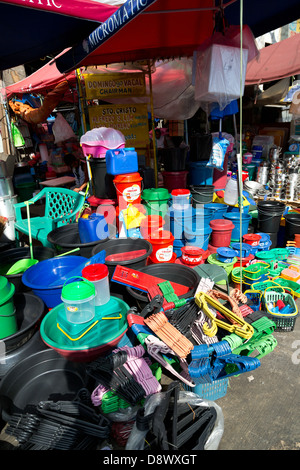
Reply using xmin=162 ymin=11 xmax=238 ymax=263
xmin=14 ymin=187 xmax=85 ymax=248
xmin=192 ymin=264 xmax=230 ymax=295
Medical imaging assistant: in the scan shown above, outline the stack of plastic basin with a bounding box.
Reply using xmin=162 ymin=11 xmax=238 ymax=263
xmin=204 ymin=202 xmax=228 ymax=220
xmin=223 ymin=212 xmax=251 ymax=242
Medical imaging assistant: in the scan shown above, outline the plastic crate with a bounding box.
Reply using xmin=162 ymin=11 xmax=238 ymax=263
xmin=263 ymin=311 xmax=299 ymax=332
xmin=244 ymin=289 xmax=262 ymax=311
xmin=184 ymin=378 xmax=229 ymax=400
xmin=251 ymin=280 xmax=284 ymax=294
xmin=243 ymin=262 xmax=270 ymax=280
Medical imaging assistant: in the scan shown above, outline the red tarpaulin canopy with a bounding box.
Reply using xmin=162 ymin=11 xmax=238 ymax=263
xmin=246 ymin=33 xmax=300 ymax=85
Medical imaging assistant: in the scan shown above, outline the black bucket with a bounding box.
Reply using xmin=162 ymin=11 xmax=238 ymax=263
xmin=89 ymin=158 xmax=116 ymax=199
xmin=160 ymin=147 xmax=188 ymax=171
xmin=47 ymin=223 xmax=117 ymax=258
xmin=0 ymin=246 xmax=55 ymax=292
xmin=91 ymin=238 xmax=153 ymax=279
xmin=260 ymin=231 xmax=278 ymax=248
xmin=126 ymin=263 xmax=200 ymax=310
xmin=284 ymin=213 xmax=300 ymax=241
xmin=257 ymin=201 xmax=285 ymax=233
xmin=189 ymin=133 xmax=213 ymax=162
xmin=190 ymin=185 xmax=215 ymax=205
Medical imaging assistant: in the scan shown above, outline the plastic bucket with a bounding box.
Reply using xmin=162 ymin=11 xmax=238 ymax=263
xmin=243 ymin=233 xmax=262 ymax=247
xmin=173 ymin=238 xmax=185 ymax=257
xmin=284 ymin=213 xmax=300 ymax=241
xmin=61 ymin=276 xmax=96 ymax=324
xmin=166 ymin=206 xmax=193 ymax=240
xmin=184 ymin=224 xmax=212 ymax=250
xmin=204 ymin=202 xmax=228 ymax=220
xmin=171 ymin=189 xmax=191 ymax=210
xmin=242 ymin=164 xmax=256 ymax=181
xmin=113 ymin=172 xmax=142 ymax=210
xmin=82 ymin=263 xmax=110 ymax=307
xmin=0 ymin=276 xmax=17 ymax=339
xmin=16 ymin=182 xmax=36 ymax=202
xmin=231 ymin=242 xmax=252 ymax=259
xmin=148 ymin=230 xmax=174 ymax=263
xmin=140 ymin=215 xmax=165 ymax=239
xmin=190 ymin=185 xmax=215 ymax=205
xmin=188 ymin=161 xmax=213 ymax=186
xmin=209 ymin=219 xmax=234 ymax=247
xmin=257 ymin=201 xmax=285 ymax=233
xmin=89 ymin=158 xmax=116 ymax=199
xmin=142 ymin=187 xmax=170 ymax=218
xmin=207 ymin=253 xmax=237 ymax=278
xmin=91 ymin=238 xmax=152 ymax=279
xmin=181 ymin=246 xmax=206 ymax=266
xmin=224 ymin=213 xmax=251 ymax=241
xmin=78 ymin=214 xmax=108 ymax=244
xmin=160 ymin=147 xmax=188 ymax=171
xmin=162 ymin=171 xmax=188 ymax=193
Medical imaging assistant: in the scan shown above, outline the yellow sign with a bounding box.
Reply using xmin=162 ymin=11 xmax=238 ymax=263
xmin=88 ymin=104 xmax=149 ymax=148
xmin=84 ymin=72 xmax=146 ymax=100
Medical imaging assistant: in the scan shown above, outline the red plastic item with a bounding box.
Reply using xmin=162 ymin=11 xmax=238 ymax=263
xmin=148 ymin=252 xmax=177 ymax=265
xmin=233 ymin=254 xmax=254 ymax=268
xmin=209 ymin=219 xmax=234 ymax=247
xmin=243 ymin=233 xmax=262 ymax=247
xmin=276 ymin=299 xmax=285 ymax=310
xmin=180 ymin=246 xmax=206 ymax=266
xmin=113 ymin=172 xmax=142 ymax=210
xmin=105 ymin=250 xmax=147 ymax=262
xmin=208 ymin=243 xmax=218 ymax=254
xmin=140 ymin=215 xmax=165 ymax=239
xmin=148 ymin=230 xmax=175 ymax=263
xmin=82 ymin=263 xmax=109 ymax=281
xmin=112 ymin=265 xmax=189 ymax=296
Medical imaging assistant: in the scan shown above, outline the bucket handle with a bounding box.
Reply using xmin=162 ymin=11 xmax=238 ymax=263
xmin=62 ymin=276 xmax=94 ymax=289
xmin=184 ymin=234 xmax=211 ymax=243
xmin=57 ymin=320 xmax=99 ymax=341
xmin=285 ymin=218 xmax=300 ymax=226
xmin=113 ymin=180 xmax=144 ymax=198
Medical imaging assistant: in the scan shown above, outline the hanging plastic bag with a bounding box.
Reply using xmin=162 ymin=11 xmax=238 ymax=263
xmin=207 ymin=135 xmax=230 ymax=171
xmin=52 ymin=112 xmax=76 ymax=143
xmin=11 ymin=121 xmax=25 ymax=148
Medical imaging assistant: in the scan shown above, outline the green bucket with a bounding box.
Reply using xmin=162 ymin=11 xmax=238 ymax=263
xmin=243 ymin=164 xmax=257 ymax=181
xmin=0 ymin=276 xmax=17 ymax=339
xmin=141 ymin=188 xmax=170 ymax=218
xmin=16 ymin=182 xmax=36 ymax=202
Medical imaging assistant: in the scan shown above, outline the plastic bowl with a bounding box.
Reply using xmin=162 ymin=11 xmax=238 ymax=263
xmin=21 ymin=256 xmax=88 ymax=308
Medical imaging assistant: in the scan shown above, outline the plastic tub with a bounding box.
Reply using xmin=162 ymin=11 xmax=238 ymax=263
xmin=141 ymin=187 xmax=170 ymax=218
xmin=204 ymin=202 xmax=228 ymax=220
xmin=148 ymin=230 xmax=174 ymax=263
xmin=140 ymin=215 xmax=165 ymax=239
xmin=231 ymin=242 xmax=252 ymax=259
xmin=284 ymin=213 xmax=300 ymax=241
xmin=82 ymin=263 xmax=110 ymax=307
xmin=209 ymin=219 xmax=234 ymax=247
xmin=243 ymin=233 xmax=262 ymax=247
xmin=223 ymin=213 xmax=251 ymax=241
xmin=165 ymin=206 xmax=193 ymax=240
xmin=257 ymin=201 xmax=285 ymax=233
xmin=207 ymin=253 xmax=237 ymax=277
xmin=61 ymin=277 xmax=96 ymax=324
xmin=0 ymin=246 xmax=55 ymax=293
xmin=184 ymin=224 xmax=212 ymax=250
xmin=181 ymin=246 xmax=207 ymax=266
xmin=125 ymin=263 xmax=201 ymax=309
xmin=173 ymin=238 xmax=185 ymax=257
xmin=0 ymin=276 xmax=17 ymax=339
xmin=190 ymin=185 xmax=215 ymax=205
xmin=162 ymin=171 xmax=189 ymax=193
xmin=188 ymin=161 xmax=213 ymax=186
xmin=21 ymin=256 xmax=89 ymax=308
xmin=91 ymin=238 xmax=152 ymax=279
xmin=47 ymin=223 xmax=115 ymax=258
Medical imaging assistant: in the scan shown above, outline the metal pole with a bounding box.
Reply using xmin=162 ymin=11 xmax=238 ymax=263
xmin=148 ymin=60 xmax=158 ymax=188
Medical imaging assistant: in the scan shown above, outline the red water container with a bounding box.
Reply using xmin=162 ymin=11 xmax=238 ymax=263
xmin=209 ymin=219 xmax=234 ymax=247
xmin=148 ymin=230 xmax=175 ymax=263
xmin=140 ymin=215 xmax=165 ymax=239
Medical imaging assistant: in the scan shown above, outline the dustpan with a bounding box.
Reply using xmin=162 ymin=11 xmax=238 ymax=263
xmin=6 ymin=201 xmax=38 ymax=275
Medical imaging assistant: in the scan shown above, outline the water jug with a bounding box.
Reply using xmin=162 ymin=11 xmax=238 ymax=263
xmin=224 ymin=175 xmax=238 ymax=205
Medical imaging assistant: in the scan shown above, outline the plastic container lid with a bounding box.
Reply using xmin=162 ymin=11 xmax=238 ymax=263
xmin=142 ymin=188 xmax=170 ymax=201
xmin=82 ymin=263 xmax=109 ymax=281
xmin=217 ymin=247 xmax=237 ymax=258
xmin=61 ymin=278 xmax=95 ymax=301
xmin=113 ymin=172 xmax=142 ymax=183
xmin=181 ymin=246 xmax=204 ymax=257
xmin=171 ymin=189 xmax=190 ymax=197
xmin=209 ymin=219 xmax=234 ymax=230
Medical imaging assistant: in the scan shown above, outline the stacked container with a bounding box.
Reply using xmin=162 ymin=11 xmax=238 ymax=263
xmin=0 ymin=159 xmax=17 ymax=243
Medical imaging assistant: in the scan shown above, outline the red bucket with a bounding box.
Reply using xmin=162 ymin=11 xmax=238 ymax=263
xmin=148 ymin=230 xmax=175 ymax=263
xmin=162 ymin=171 xmax=188 ymax=193
xmin=243 ymin=233 xmax=262 ymax=247
xmin=140 ymin=215 xmax=165 ymax=239
xmin=113 ymin=172 xmax=142 ymax=210
xmin=233 ymin=254 xmax=254 ymax=268
xmin=180 ymin=246 xmax=208 ymax=266
xmin=209 ymin=219 xmax=234 ymax=247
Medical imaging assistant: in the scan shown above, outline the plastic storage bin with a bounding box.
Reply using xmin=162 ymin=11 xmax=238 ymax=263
xmin=82 ymin=264 xmax=110 ymax=307
xmin=61 ymin=277 xmax=96 ymax=324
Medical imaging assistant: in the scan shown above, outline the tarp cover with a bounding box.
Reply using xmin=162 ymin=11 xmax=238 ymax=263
xmin=246 ymin=33 xmax=300 ymax=85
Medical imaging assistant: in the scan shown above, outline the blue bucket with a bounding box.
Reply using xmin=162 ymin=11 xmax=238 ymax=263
xmin=189 ymin=161 xmax=213 ymax=186
xmin=217 ymin=247 xmax=237 ymax=263
xmin=166 ymin=206 xmax=193 ymax=239
xmin=224 ymin=213 xmax=251 ymax=241
xmin=204 ymin=203 xmax=228 ymax=220
xmin=230 ymin=242 xmax=252 ymax=259
xmin=184 ymin=224 xmax=212 ymax=250
xmin=173 ymin=238 xmax=185 ymax=257
xmin=22 ymin=256 xmax=88 ymax=308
